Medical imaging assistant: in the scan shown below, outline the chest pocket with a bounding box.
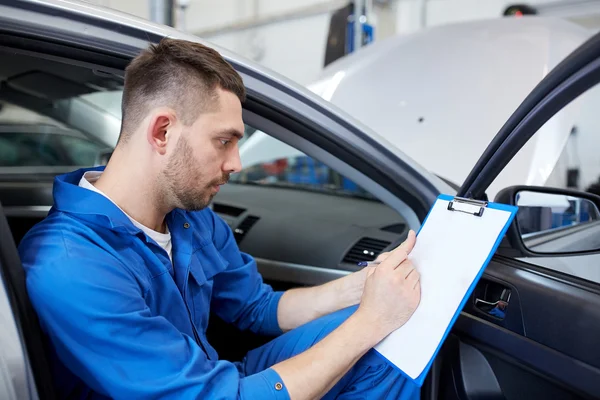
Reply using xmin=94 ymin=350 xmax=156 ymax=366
xmin=187 ymin=243 xmax=229 ymax=332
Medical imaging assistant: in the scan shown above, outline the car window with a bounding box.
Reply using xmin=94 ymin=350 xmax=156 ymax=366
xmin=0 ymin=127 xmax=107 ymax=167
xmin=0 ymin=131 xmax=63 ymax=166
xmin=232 ymin=126 xmax=377 ymax=201
xmin=0 ymin=51 xmax=122 ymax=170
xmin=57 ymin=135 xmax=106 ymax=166
xmin=490 ymin=81 xmax=600 ymax=284
xmin=490 ymin=82 xmax=600 ymax=199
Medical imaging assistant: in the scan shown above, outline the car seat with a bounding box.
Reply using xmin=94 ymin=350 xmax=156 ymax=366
xmin=0 ymin=203 xmax=56 ymax=399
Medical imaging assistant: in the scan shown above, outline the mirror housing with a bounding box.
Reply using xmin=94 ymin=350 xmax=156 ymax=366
xmin=495 ymin=186 xmax=600 ymax=257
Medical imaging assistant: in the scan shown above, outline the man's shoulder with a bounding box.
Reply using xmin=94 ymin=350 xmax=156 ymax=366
xmin=18 ymin=211 xmax=128 ymax=278
xmin=20 ymin=211 xmax=142 ymax=306
xmin=19 ymin=211 xmax=76 ymax=256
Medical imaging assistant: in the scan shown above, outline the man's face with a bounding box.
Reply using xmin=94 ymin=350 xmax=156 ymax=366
xmin=162 ymin=88 xmax=244 ymax=211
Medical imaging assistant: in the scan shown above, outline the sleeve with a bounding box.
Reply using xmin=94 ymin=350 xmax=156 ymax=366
xmin=207 ymin=209 xmax=285 ymax=337
xmin=22 ymin=236 xmax=289 ymax=400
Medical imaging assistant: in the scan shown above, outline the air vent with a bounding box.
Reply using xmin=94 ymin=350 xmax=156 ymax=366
xmin=212 ymin=203 xmax=246 ymax=217
xmin=342 ymin=237 xmax=391 ymax=264
xmin=234 ymin=215 xmax=260 ymax=243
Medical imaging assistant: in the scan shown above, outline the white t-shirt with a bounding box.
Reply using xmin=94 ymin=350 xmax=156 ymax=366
xmin=78 ymin=171 xmax=173 ymax=262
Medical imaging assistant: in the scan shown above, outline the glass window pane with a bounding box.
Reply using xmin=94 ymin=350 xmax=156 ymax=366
xmin=58 ymin=135 xmax=106 ymax=166
xmin=232 ymin=126 xmax=376 ymax=201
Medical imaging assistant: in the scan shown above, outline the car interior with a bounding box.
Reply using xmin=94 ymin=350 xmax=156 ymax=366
xmin=0 ymin=43 xmax=424 ymax=397
xmin=2 ymin=29 xmax=600 ymax=400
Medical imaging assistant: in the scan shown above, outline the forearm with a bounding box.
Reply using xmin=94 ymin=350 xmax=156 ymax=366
xmin=277 ymin=273 xmax=364 ymax=332
xmin=271 ymin=310 xmax=382 ymax=400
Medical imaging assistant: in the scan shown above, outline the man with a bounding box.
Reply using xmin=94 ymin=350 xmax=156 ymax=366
xmin=18 ymin=38 xmax=421 ymax=399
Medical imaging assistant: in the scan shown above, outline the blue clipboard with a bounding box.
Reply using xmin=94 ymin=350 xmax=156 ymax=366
xmin=373 ymin=194 xmax=518 ymax=386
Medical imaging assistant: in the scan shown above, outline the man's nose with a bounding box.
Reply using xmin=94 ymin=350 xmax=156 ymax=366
xmin=223 ymin=148 xmax=242 ymax=174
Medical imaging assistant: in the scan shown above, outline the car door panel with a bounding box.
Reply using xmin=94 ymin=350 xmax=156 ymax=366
xmin=442 ymin=256 xmax=600 ymax=399
xmin=441 ymin=335 xmax=591 ymax=400
xmin=450 ymin=22 xmax=600 ymax=399
xmin=469 ymin=257 xmax=600 ymax=366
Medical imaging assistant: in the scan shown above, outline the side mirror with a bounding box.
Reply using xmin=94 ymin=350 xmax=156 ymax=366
xmin=495 ymin=186 xmax=600 ymax=256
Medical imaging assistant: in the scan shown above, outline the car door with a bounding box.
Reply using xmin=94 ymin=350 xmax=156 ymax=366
xmin=432 ymin=26 xmax=600 ymax=400
xmin=0 ymin=2 xmax=452 ymax=399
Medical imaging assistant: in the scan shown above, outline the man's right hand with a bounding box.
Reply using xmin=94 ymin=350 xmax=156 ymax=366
xmin=269 ymin=230 xmax=421 ymax=400
xmin=356 ymin=230 xmax=421 ymax=341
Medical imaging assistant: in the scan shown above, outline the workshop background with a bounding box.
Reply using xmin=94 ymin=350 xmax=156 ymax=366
xmin=81 ymin=0 xmax=600 ymax=86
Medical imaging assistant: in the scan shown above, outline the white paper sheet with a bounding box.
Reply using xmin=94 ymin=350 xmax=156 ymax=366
xmin=374 ymin=198 xmax=514 ymax=380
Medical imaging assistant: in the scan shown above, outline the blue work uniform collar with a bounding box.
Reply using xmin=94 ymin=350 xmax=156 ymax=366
xmin=52 ymin=166 xmax=184 ymax=246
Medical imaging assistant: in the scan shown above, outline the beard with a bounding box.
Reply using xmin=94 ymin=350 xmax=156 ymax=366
xmin=162 ymin=136 xmax=229 ymax=211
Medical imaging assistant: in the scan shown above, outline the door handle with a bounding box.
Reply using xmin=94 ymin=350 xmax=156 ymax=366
xmin=474 ymin=287 xmax=511 ymax=319
xmin=475 ymin=298 xmax=507 ymax=307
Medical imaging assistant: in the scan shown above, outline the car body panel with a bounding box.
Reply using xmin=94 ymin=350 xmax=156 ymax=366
xmin=309 ymin=16 xmax=594 ymax=199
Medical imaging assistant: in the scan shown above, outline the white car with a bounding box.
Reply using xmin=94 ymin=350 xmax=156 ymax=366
xmin=1 ymin=1 xmax=599 ymax=399
xmin=247 ymin=16 xmax=600 ymax=201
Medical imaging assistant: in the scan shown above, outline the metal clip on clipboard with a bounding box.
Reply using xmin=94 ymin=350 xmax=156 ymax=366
xmin=447 ymin=197 xmax=488 ymax=217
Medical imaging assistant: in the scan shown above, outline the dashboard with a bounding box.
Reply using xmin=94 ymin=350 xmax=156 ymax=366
xmin=213 ymin=183 xmax=409 ymax=281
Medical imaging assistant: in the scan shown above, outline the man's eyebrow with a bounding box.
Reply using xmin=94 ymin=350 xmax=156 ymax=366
xmin=218 ymin=128 xmax=244 ymax=139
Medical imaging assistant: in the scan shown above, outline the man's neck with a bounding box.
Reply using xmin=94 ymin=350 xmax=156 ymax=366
xmin=93 ymin=152 xmax=170 ymax=233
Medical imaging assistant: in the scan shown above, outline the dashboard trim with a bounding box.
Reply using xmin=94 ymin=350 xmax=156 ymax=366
xmin=255 ymin=257 xmax=349 ymax=286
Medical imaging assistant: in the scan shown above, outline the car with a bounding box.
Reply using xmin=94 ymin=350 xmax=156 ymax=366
xmin=0 ymin=1 xmax=599 ymax=399
xmin=250 ymin=16 xmax=600 ymax=202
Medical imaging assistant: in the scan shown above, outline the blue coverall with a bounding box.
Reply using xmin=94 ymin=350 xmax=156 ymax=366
xmin=18 ymin=167 xmax=420 ymax=399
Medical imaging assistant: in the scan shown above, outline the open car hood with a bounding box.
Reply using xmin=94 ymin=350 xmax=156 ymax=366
xmin=307 ymin=17 xmax=593 ymax=200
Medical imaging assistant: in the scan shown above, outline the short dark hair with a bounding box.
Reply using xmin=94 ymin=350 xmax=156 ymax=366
xmin=119 ymin=37 xmax=246 ymax=142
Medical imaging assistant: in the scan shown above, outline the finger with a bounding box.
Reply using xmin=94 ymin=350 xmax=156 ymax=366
xmin=407 ymin=270 xmax=421 ymax=289
xmin=413 ymin=278 xmax=421 ymax=291
xmin=379 ymin=243 xmax=410 ymax=271
xmin=395 ymin=259 xmax=414 ymax=276
xmin=405 ymin=265 xmax=418 ymax=280
xmin=366 ymin=266 xmax=376 ymax=278
xmin=374 ymin=252 xmax=390 ymax=262
xmin=406 ymin=268 xmax=420 ymax=283
xmin=396 ymin=230 xmax=417 ymax=257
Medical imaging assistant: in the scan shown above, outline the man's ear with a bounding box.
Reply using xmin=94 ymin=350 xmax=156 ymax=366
xmin=146 ymin=111 xmax=176 ymax=155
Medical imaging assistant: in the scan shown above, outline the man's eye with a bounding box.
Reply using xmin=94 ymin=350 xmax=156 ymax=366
xmin=219 ymin=139 xmax=231 ymax=146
